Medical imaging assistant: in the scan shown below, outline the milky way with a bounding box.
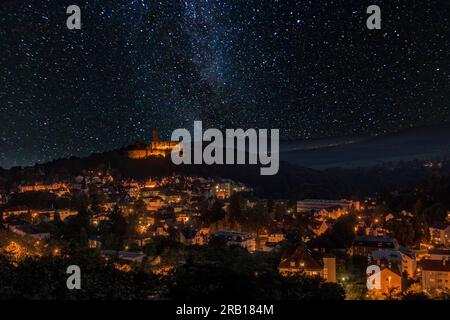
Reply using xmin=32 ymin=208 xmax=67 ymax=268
xmin=0 ymin=0 xmax=449 ymax=168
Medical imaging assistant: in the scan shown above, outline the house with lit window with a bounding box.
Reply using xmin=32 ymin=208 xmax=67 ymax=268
xmin=419 ymin=258 xmax=450 ymax=292
xmin=212 ymin=182 xmax=232 ymax=199
xmin=429 ymin=223 xmax=450 ymax=247
xmin=370 ymin=247 xmax=416 ymax=278
xmin=192 ymin=227 xmax=210 ymax=245
xmin=278 ymin=247 xmax=336 ymax=282
xmin=367 ymin=266 xmax=403 ymax=296
xmin=311 ymin=220 xmax=333 ymax=236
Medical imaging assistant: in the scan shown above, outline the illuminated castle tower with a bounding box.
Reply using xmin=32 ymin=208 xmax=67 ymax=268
xmin=153 ymin=129 xmax=159 ymax=143
xmin=128 ymin=129 xmax=179 ymax=159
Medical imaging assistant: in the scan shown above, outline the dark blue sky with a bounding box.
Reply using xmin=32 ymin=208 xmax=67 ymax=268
xmin=1 ymin=0 xmax=449 ymax=168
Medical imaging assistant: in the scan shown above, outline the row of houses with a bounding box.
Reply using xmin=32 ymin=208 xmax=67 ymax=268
xmin=2 ymin=208 xmax=78 ymax=222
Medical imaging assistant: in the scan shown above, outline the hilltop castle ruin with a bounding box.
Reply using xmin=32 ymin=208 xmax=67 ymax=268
xmin=128 ymin=129 xmax=179 ymax=159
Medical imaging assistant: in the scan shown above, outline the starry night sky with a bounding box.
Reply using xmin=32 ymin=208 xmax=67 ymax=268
xmin=1 ymin=0 xmax=449 ymax=168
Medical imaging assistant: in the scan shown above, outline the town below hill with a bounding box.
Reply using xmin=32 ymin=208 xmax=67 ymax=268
xmin=1 ymin=138 xmax=450 ymax=300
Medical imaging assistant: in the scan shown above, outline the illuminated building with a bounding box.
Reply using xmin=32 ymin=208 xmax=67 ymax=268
xmin=212 ymin=182 xmax=232 ymax=199
xmin=371 ymin=248 xmax=416 ymax=278
xmin=420 ymin=259 xmax=450 ymax=292
xmin=278 ymin=247 xmax=336 ymax=283
xmin=368 ymin=267 xmax=403 ymax=296
xmin=297 ymin=199 xmax=360 ymax=213
xmin=212 ymin=231 xmax=256 ymax=252
xmin=18 ymin=183 xmax=70 ymax=196
xmin=429 ymin=224 xmax=450 ymax=247
xmin=128 ymin=129 xmax=180 ymax=159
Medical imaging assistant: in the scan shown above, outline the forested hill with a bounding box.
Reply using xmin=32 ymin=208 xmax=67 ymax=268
xmin=1 ymin=145 xmax=450 ymax=202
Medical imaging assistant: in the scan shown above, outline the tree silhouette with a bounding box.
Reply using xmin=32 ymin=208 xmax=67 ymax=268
xmin=228 ymin=194 xmax=243 ymax=225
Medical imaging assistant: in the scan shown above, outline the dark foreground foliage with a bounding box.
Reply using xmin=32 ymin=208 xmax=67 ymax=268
xmin=0 ymin=243 xmax=345 ymax=300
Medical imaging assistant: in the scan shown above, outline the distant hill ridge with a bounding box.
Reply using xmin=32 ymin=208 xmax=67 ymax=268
xmin=280 ymin=123 xmax=450 ymax=168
